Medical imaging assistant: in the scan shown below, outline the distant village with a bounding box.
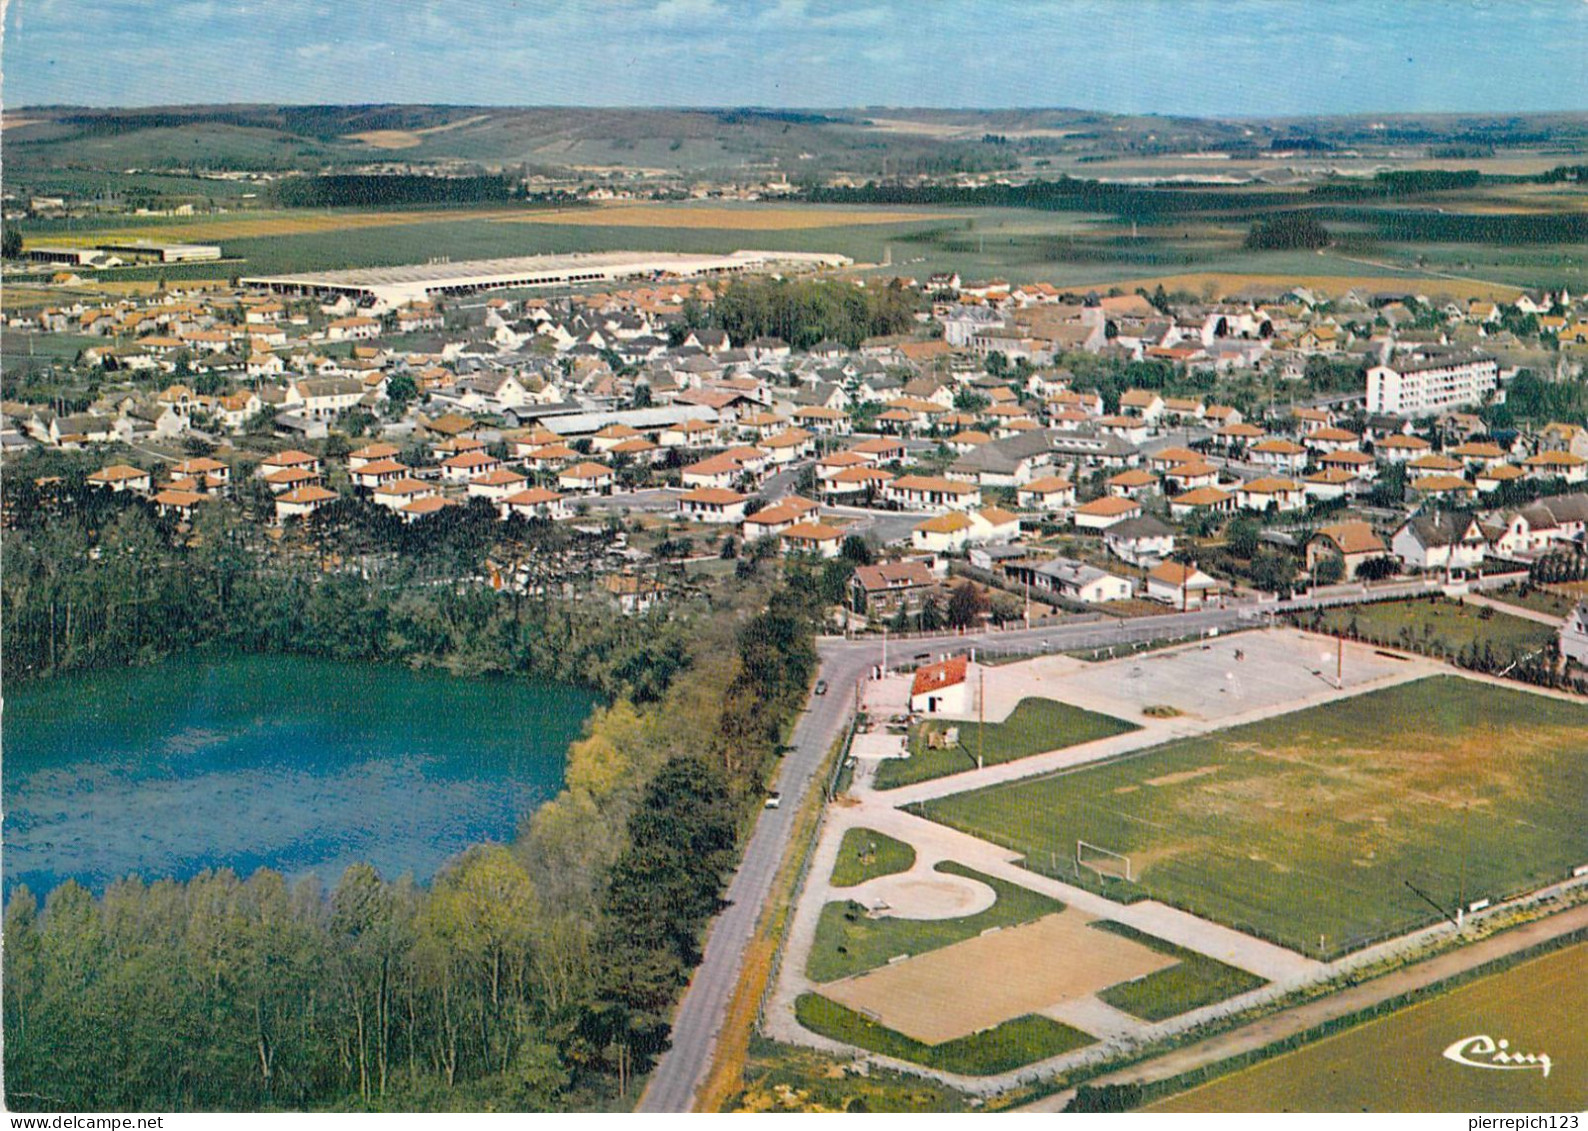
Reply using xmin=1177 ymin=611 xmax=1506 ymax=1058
xmin=5 ymin=248 xmax=1588 ymax=662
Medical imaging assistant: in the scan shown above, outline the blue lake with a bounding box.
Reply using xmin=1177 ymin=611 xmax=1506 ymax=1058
xmin=2 ymin=653 xmax=595 ymax=898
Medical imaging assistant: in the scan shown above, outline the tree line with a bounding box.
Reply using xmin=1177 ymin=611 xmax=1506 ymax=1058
xmin=273 ymin=175 xmax=580 ymax=209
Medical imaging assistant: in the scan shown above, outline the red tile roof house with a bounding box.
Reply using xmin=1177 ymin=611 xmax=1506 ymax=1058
xmin=88 ymin=463 xmax=153 ymax=493
xmin=499 ymin=487 xmax=569 ymax=522
xmin=909 ymin=655 xmax=971 ymax=715
xmin=849 ymin=560 xmax=939 ymax=618
xmin=678 ymin=487 xmax=749 ymax=524
xmin=557 ymin=462 xmax=616 ymax=495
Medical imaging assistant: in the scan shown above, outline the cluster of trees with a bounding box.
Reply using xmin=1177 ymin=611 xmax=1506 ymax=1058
xmin=1484 ymin=370 xmax=1588 ymax=431
xmin=1527 ymin=550 xmax=1588 ymax=586
xmin=708 ymin=277 xmax=922 ymax=351
xmin=1244 ymin=212 xmax=1331 ymax=250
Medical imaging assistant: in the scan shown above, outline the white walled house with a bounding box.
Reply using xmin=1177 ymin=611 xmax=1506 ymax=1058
xmin=1391 ymin=511 xmax=1488 ymax=572
xmin=909 ymin=655 xmax=971 ymax=715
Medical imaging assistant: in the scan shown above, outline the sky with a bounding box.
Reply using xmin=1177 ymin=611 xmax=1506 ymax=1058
xmin=3 ymin=0 xmax=1586 ymax=116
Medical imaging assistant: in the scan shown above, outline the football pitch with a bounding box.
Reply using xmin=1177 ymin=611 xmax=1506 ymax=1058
xmin=1148 ymin=942 xmax=1588 ymax=1111
xmin=919 ymin=677 xmax=1588 ymax=957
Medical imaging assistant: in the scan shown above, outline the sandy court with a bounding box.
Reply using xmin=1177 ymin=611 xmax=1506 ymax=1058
xmin=847 ymin=871 xmax=997 ymax=920
xmin=821 ymin=910 xmax=1176 ymax=1044
xmin=975 ymin=628 xmax=1421 ymax=725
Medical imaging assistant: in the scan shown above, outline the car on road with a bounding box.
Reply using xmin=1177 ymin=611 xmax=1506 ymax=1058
xmin=814 ymin=680 xmax=828 ymax=696
xmin=764 ymin=792 xmax=782 ymax=809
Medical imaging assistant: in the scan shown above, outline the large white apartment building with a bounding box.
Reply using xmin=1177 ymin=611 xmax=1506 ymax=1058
xmin=1366 ymin=351 xmax=1499 ymax=417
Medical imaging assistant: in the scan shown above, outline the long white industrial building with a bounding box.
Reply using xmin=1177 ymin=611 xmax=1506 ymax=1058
xmin=241 ymin=249 xmax=851 ymax=305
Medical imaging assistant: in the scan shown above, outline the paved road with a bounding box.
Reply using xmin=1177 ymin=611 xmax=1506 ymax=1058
xmin=636 ymin=642 xmax=874 ymax=1113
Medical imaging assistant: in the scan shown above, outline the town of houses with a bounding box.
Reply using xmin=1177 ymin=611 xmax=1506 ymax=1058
xmin=7 ymin=263 xmax=1588 ymax=646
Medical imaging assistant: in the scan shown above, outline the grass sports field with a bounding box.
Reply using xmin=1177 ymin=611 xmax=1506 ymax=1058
xmin=921 ymin=677 xmax=1588 ymax=957
xmin=874 ymin=697 xmax=1139 ymax=790
xmin=1149 ymin=942 xmax=1588 ymax=1111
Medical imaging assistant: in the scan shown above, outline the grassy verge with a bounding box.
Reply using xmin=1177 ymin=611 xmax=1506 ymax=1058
xmin=733 ymin=1035 xmax=973 ymax=1112
xmin=694 ymin=724 xmax=851 ymax=1112
xmin=806 ymin=861 xmax=1063 ymax=984
xmin=873 ymin=697 xmax=1137 ymax=790
xmin=830 ymin=828 xmax=917 ymax=888
xmin=1301 ymin=596 xmax=1556 ymax=659
xmin=1090 ymin=921 xmax=1267 ymax=1022
xmin=795 ymin=994 xmax=1093 ymax=1076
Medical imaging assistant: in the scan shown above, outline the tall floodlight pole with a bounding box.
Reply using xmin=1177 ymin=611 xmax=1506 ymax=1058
xmin=977 ymin=668 xmax=986 ymax=770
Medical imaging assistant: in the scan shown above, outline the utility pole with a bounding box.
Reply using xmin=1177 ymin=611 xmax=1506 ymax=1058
xmin=1336 ymin=634 xmax=1344 ymax=688
xmin=1458 ymin=802 xmax=1470 ymax=916
xmin=977 ymin=667 xmax=985 ymax=770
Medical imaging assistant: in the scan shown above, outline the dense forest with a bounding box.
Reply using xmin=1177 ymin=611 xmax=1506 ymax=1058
xmin=2 ymin=452 xmax=826 ymax=1110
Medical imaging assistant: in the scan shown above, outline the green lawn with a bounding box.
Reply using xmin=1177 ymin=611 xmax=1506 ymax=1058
xmin=795 ymin=994 xmax=1093 ymax=1076
xmin=1304 ymin=597 xmax=1556 ymax=662
xmin=1481 ymin=586 xmax=1578 ymax=621
xmin=873 ymin=697 xmax=1138 ymax=790
xmin=919 ymin=677 xmax=1588 ymax=958
xmin=1090 ymin=921 xmax=1267 ymax=1022
xmin=830 ymin=828 xmax=917 ymax=888
xmin=806 ymin=862 xmax=1064 ymax=984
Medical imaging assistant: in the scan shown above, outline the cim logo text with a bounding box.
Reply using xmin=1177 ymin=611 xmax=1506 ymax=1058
xmin=1443 ymin=1035 xmax=1553 ymax=1078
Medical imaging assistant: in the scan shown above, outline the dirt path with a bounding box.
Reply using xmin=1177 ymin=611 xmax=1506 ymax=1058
xmin=1015 ymin=901 xmax=1588 ymax=1111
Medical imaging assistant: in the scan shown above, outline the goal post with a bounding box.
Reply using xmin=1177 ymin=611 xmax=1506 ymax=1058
xmin=1076 ymin=839 xmax=1133 ymax=883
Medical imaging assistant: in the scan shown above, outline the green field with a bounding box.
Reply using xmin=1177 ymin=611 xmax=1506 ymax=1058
xmin=1304 ymin=597 xmax=1557 ymax=661
xmin=1090 ymin=921 xmax=1267 ymax=1022
xmin=795 ymin=994 xmax=1092 ymax=1077
xmin=806 ymin=862 xmax=1063 ymax=984
xmin=1149 ymin=942 xmax=1588 ymax=1111
xmin=874 ymin=697 xmax=1139 ymax=790
xmin=830 ymin=828 xmax=917 ymax=888
xmin=921 ymin=677 xmax=1588 ymax=957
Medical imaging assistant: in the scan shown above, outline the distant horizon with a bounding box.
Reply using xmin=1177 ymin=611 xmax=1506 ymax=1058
xmin=4 ymin=0 xmax=1585 ymax=117
xmin=8 ymin=101 xmax=1588 ymax=122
